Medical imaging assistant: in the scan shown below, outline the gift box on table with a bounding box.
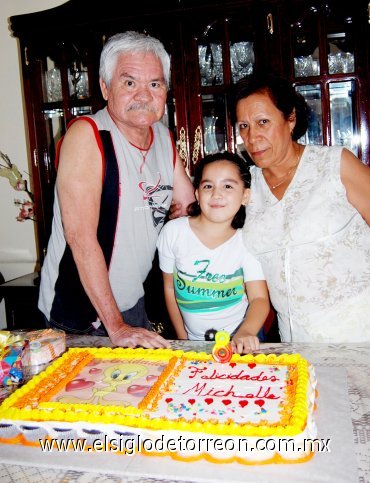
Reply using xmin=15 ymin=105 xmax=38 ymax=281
xmin=0 ymin=331 xmax=26 ymax=386
xmin=23 ymin=328 xmax=66 ymax=366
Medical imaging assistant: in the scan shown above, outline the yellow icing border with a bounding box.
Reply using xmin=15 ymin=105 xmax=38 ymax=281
xmin=0 ymin=347 xmax=310 ymax=437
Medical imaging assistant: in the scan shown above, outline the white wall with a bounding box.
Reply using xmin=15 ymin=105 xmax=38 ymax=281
xmin=0 ymin=0 xmax=66 ymax=327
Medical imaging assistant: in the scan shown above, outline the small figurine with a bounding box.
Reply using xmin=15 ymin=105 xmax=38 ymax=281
xmin=3 ymin=365 xmax=23 ymax=385
xmin=212 ymin=330 xmax=233 ymax=363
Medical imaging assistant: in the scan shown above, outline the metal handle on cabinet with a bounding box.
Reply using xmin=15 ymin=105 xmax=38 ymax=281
xmin=33 ymin=148 xmax=38 ymax=167
xmin=368 ymin=2 xmax=370 ymax=23
xmin=176 ymin=126 xmax=189 ymax=174
xmin=192 ymin=125 xmax=202 ymax=165
xmin=24 ymin=47 xmax=29 ymax=66
xmin=267 ymin=13 xmax=274 ymax=35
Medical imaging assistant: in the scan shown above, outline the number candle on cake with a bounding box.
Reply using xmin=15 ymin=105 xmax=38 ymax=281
xmin=212 ymin=330 xmax=233 ymax=363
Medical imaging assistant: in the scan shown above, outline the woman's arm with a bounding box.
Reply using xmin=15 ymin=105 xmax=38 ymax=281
xmin=163 ymin=272 xmax=188 ymax=339
xmin=340 ymin=148 xmax=370 ymax=226
xmin=231 ymin=280 xmax=270 ymax=354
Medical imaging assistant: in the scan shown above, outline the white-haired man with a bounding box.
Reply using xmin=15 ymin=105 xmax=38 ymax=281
xmin=39 ymin=31 xmax=194 ymax=347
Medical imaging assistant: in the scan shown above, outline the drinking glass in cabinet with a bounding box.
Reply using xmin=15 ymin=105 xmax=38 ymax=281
xmin=203 ymin=116 xmax=219 ymax=154
xmin=45 ymin=68 xmax=62 ymax=102
xmin=68 ymin=67 xmax=89 ymax=99
xmin=294 ymin=55 xmax=320 ymax=77
xmin=198 ymin=43 xmax=223 ymax=86
xmin=329 ymin=81 xmax=358 ymax=155
xmin=328 ymin=52 xmax=354 ymax=74
xmin=230 ymin=41 xmax=254 ymax=83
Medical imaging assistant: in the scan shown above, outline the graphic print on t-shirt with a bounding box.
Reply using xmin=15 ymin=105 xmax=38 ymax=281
xmin=138 ymin=173 xmax=172 ymax=228
xmin=174 ymin=258 xmax=244 ymax=313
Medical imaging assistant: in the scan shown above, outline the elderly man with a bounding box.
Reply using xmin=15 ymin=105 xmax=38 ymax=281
xmin=38 ymin=31 xmax=194 ymax=348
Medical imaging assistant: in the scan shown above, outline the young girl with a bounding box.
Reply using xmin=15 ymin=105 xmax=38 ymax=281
xmin=157 ymin=152 xmax=270 ymax=354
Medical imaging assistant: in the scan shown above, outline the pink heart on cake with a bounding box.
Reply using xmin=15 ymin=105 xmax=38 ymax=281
xmin=254 ymin=399 xmax=265 ymax=407
xmin=205 ymin=398 xmax=213 ymax=405
xmin=188 ymin=399 xmax=195 ymax=405
xmin=229 ymin=363 xmax=236 ymax=368
xmin=239 ymin=400 xmax=249 ymax=408
xmin=222 ymin=399 xmax=232 ymax=406
xmin=146 ymin=374 xmax=158 ymax=382
xmin=65 ymin=379 xmax=95 ymax=391
xmin=88 ymin=368 xmax=102 ymax=374
xmin=248 ymin=363 xmax=256 ymax=369
xmin=165 ymin=398 xmax=173 ymax=404
xmin=127 ymin=385 xmax=151 ymax=397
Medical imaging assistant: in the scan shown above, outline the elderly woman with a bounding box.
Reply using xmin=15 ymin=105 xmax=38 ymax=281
xmin=235 ymin=73 xmax=370 ymax=343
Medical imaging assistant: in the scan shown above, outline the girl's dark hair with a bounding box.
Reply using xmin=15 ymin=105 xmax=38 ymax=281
xmin=187 ymin=151 xmax=250 ymax=229
xmin=233 ymin=72 xmax=309 ymax=141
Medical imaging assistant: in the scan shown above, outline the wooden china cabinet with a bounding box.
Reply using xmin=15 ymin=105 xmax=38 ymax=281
xmin=10 ymin=0 xmax=370 ymax=263
xmin=7 ymin=0 xmax=369 ymax=334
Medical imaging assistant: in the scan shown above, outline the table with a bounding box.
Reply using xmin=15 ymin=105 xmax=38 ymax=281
xmin=1 ymin=337 xmax=370 ymax=482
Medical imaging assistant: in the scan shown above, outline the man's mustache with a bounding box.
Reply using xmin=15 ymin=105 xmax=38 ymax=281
xmin=126 ymin=103 xmax=158 ymax=113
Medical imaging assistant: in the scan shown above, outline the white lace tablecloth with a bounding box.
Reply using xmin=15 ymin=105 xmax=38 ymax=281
xmin=1 ymin=337 xmax=369 ymax=483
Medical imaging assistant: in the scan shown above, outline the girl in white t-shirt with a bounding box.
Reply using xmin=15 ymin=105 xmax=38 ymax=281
xmin=157 ymin=152 xmax=270 ymax=354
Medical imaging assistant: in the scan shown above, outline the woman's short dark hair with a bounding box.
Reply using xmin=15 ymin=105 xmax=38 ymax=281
xmin=187 ymin=151 xmax=250 ymax=229
xmin=233 ymin=72 xmax=308 ymax=140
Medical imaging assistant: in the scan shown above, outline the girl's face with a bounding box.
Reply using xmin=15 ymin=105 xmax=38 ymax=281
xmin=195 ymin=160 xmax=250 ymax=225
xmin=236 ymin=92 xmax=296 ymax=169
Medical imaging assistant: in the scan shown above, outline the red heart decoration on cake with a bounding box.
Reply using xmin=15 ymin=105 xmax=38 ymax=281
xmin=165 ymin=398 xmax=173 ymax=404
xmin=205 ymin=398 xmax=213 ymax=405
xmin=248 ymin=363 xmax=256 ymax=369
xmin=88 ymin=368 xmax=102 ymax=374
xmin=229 ymin=363 xmax=236 ymax=368
xmin=239 ymin=400 xmax=249 ymax=408
xmin=188 ymin=399 xmax=195 ymax=405
xmin=254 ymin=399 xmax=265 ymax=407
xmin=222 ymin=399 xmax=232 ymax=406
xmin=146 ymin=374 xmax=158 ymax=382
xmin=127 ymin=385 xmax=151 ymax=397
xmin=65 ymin=379 xmax=95 ymax=391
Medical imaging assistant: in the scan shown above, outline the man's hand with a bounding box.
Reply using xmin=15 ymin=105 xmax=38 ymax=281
xmin=109 ymin=325 xmax=171 ymax=349
xmin=169 ymin=201 xmax=183 ymax=220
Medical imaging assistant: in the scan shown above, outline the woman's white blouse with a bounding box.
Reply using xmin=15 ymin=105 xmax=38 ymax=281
xmin=243 ymin=145 xmax=370 ymax=342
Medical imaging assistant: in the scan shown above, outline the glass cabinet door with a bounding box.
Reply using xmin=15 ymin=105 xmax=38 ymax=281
xmin=289 ymin=1 xmax=364 ymax=160
xmin=292 ymin=6 xmax=321 ymax=78
xmin=329 ymin=80 xmax=358 ymax=154
xmin=184 ymin=7 xmax=260 ymax=170
xmin=41 ymin=41 xmax=94 ymax=168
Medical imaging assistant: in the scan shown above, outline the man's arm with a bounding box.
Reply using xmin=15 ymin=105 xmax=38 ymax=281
xmin=171 ymin=153 xmax=195 ymax=216
xmin=56 ymin=120 xmax=169 ymax=348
